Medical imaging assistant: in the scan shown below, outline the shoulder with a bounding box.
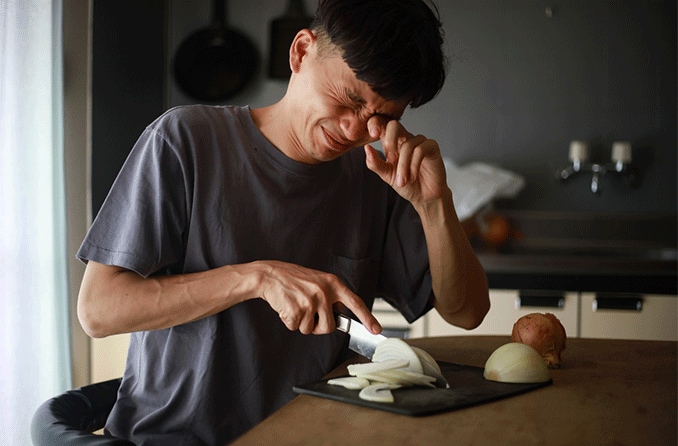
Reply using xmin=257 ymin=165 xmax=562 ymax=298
xmin=142 ymin=105 xmax=252 ymax=151
xmin=149 ymin=105 xmax=242 ymax=134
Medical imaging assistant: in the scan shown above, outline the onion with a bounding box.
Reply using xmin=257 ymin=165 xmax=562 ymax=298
xmin=353 ymin=370 xmax=436 ymax=388
xmin=359 ymin=383 xmax=401 ymax=403
xmin=372 ymin=338 xmax=423 ymax=374
xmin=329 ymin=338 xmax=449 ymax=402
xmin=347 ymin=359 xmax=409 ymax=376
xmin=326 ymin=377 xmax=370 ymax=390
xmin=511 ymin=313 xmax=567 ymax=368
xmin=484 ymin=342 xmax=550 ymax=383
xmin=411 ymin=346 xmax=449 ymax=388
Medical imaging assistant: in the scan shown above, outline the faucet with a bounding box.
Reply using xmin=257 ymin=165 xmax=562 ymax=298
xmin=557 ymin=141 xmax=639 ymax=194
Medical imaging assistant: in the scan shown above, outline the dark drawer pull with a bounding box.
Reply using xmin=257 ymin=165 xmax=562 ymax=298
xmin=517 ymin=291 xmax=565 ymax=309
xmin=593 ymin=297 xmax=643 ymax=312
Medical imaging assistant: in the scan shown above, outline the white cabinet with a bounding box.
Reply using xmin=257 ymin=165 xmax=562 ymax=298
xmin=91 ymin=333 xmax=130 ymax=383
xmin=423 ymin=290 xmax=677 ymax=341
xmin=372 ymin=298 xmax=426 ymax=338
xmin=579 ymin=293 xmax=677 ymax=341
xmin=426 ymin=289 xmax=579 ymax=338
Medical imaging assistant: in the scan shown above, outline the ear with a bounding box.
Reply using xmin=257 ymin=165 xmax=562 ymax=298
xmin=289 ymin=29 xmax=316 ymax=73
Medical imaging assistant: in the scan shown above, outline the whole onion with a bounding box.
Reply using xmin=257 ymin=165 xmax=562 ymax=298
xmin=511 ymin=313 xmax=566 ymax=368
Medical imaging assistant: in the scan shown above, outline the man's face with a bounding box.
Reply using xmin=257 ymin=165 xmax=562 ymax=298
xmin=286 ymin=35 xmax=408 ymax=164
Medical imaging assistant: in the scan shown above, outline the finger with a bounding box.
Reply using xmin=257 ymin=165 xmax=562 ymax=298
xmin=366 ymin=115 xmax=390 ymax=142
xmin=381 ymin=120 xmax=408 ymax=165
xmin=312 ymin=308 xmax=333 ymax=335
xmin=278 ymin=311 xmax=299 ymax=332
xmin=337 ymin=292 xmax=382 ymax=335
xmin=396 ymin=135 xmax=428 ymax=187
xmin=364 ymin=144 xmax=394 ymax=184
xmin=402 ymin=135 xmax=431 ymax=184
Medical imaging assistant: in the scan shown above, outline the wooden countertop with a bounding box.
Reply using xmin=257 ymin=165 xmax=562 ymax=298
xmin=231 ymin=336 xmax=677 ymax=445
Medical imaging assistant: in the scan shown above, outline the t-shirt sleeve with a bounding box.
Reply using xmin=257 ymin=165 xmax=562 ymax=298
xmin=76 ymin=125 xmax=189 ymax=278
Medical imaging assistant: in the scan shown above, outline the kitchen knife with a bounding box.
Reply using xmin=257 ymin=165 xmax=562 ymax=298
xmin=335 ymin=312 xmax=387 ymax=360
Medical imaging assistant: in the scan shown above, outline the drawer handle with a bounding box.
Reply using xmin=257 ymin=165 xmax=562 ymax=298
xmin=516 ymin=294 xmax=564 ymax=309
xmin=593 ymin=297 xmax=643 ymax=312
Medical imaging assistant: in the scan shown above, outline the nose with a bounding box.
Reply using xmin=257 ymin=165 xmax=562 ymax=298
xmin=339 ymin=113 xmax=369 ymax=142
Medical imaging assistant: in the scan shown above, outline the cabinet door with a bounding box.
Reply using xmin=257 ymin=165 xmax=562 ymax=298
xmin=580 ymin=293 xmax=677 ymax=341
xmin=91 ymin=333 xmax=130 ymax=383
xmin=372 ymin=298 xmax=427 ymax=338
xmin=427 ymin=290 xmax=579 ymax=337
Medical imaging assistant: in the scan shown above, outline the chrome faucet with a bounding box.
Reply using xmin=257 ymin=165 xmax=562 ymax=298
xmin=557 ymin=141 xmax=639 ymax=194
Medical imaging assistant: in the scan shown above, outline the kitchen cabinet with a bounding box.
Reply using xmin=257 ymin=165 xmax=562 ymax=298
xmin=579 ymin=293 xmax=678 ymax=341
xmin=426 ymin=289 xmax=678 ymax=341
xmin=372 ymin=298 xmax=426 ymax=338
xmin=427 ymin=289 xmax=579 ymax=337
xmin=91 ymin=334 xmax=129 ymax=383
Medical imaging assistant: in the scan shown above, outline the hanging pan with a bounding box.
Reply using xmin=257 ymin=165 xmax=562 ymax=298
xmin=268 ymin=0 xmax=313 ymax=79
xmin=173 ymin=0 xmax=259 ymax=101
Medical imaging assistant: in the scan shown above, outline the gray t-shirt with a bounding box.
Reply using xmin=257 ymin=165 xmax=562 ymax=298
xmin=77 ymin=105 xmax=433 ymax=445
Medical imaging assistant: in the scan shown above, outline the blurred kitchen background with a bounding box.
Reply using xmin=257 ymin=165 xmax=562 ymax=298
xmin=82 ymin=0 xmax=676 ymax=386
xmin=91 ymin=0 xmax=676 ymax=216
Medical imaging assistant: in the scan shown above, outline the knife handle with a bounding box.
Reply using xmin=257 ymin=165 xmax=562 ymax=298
xmin=334 ymin=312 xmax=351 ymax=333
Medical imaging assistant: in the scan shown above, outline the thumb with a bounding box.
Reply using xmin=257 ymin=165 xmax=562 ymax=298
xmin=364 ymin=144 xmax=393 ymax=184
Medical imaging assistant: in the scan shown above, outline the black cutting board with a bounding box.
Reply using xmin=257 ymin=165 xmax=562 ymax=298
xmin=293 ymin=361 xmax=551 ymax=416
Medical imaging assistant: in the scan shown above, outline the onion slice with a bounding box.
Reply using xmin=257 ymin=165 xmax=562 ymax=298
xmin=347 ymin=359 xmax=409 ymax=376
xmin=326 ymin=377 xmax=371 ymax=390
xmin=411 ymin=346 xmax=449 ymax=388
xmin=358 ymin=383 xmax=401 ymax=403
xmin=355 ymin=370 xmax=436 ymax=388
xmin=372 ymin=338 xmax=423 ymax=374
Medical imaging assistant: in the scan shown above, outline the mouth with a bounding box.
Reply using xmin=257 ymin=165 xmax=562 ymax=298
xmin=321 ymin=127 xmax=354 ymax=152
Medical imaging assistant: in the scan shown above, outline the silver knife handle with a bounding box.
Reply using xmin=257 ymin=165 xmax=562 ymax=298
xmin=335 ymin=312 xmax=351 ymax=333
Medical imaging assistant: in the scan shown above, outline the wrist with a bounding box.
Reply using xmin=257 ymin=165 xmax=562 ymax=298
xmin=414 ymin=187 xmax=457 ymax=226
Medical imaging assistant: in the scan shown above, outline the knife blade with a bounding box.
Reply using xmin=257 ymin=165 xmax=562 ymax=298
xmin=335 ymin=312 xmax=387 ymax=360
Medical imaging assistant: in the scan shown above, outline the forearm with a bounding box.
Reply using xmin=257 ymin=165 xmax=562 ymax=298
xmin=78 ymin=259 xmax=381 ymax=338
xmin=77 ymin=261 xmax=262 ymax=338
xmin=414 ymin=188 xmax=490 ymax=329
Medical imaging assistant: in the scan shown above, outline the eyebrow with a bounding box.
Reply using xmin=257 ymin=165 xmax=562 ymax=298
xmin=346 ymin=89 xmax=402 ymax=121
xmin=346 ymin=90 xmax=366 ymax=105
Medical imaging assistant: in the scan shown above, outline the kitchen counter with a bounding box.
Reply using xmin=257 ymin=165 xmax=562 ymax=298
xmin=231 ymin=336 xmax=677 ymax=445
xmin=477 ymin=251 xmax=677 ymax=294
xmin=470 ymin=211 xmax=677 ymax=294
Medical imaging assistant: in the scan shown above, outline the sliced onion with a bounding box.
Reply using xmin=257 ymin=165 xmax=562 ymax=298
xmin=411 ymin=346 xmax=448 ymax=388
xmin=372 ymin=338 xmax=423 ymax=374
xmin=327 ymin=376 xmax=371 ymax=390
xmin=358 ymin=383 xmax=401 ymax=403
xmin=355 ymin=369 xmax=436 ymax=388
xmin=347 ymin=359 xmax=409 ymax=376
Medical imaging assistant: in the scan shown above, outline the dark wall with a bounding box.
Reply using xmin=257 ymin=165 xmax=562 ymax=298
xmin=404 ymin=0 xmax=677 ymax=214
xmin=92 ymin=0 xmax=676 ymax=217
xmin=91 ymin=0 xmax=165 ymax=216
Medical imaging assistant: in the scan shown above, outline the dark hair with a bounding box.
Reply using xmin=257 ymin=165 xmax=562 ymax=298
xmin=310 ymin=0 xmax=446 ymax=108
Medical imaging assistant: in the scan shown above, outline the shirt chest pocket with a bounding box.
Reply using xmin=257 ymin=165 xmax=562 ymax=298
xmin=329 ymin=255 xmax=378 ymax=307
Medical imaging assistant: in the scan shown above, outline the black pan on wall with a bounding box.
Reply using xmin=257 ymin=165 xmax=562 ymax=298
xmin=173 ymin=0 xmax=258 ymax=101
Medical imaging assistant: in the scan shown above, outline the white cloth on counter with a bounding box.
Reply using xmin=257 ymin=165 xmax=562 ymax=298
xmin=444 ymin=158 xmax=525 ymax=222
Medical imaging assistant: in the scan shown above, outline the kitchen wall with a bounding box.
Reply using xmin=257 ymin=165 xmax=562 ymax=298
xmin=92 ymin=0 xmax=676 ymax=216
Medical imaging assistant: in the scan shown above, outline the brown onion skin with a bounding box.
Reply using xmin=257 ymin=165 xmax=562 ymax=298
xmin=511 ymin=313 xmax=566 ymax=368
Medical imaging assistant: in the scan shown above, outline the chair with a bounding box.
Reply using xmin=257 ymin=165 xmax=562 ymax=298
xmin=31 ymin=378 xmax=135 ymax=445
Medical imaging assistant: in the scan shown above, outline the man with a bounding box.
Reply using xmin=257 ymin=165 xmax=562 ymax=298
xmin=77 ymin=0 xmax=490 ymax=444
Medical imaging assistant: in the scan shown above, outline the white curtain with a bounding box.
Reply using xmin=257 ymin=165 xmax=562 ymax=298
xmin=0 ymin=0 xmax=72 ymax=445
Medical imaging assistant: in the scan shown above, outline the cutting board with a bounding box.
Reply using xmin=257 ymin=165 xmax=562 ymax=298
xmin=293 ymin=361 xmax=551 ymax=416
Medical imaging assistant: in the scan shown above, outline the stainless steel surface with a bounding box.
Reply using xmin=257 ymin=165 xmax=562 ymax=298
xmin=335 ymin=313 xmax=386 ymax=360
